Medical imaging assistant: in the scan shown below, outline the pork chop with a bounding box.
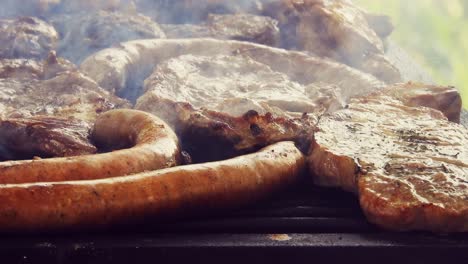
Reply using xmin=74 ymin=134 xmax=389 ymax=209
xmin=0 ymin=51 xmax=76 ymax=80
xmin=0 ymin=71 xmax=130 ymax=122
xmin=263 ymin=0 xmax=401 ymax=84
xmin=308 ymin=84 xmax=467 ymax=232
xmin=51 ymin=11 xmax=165 ymax=64
xmin=162 ymin=13 xmax=280 ymax=47
xmin=0 ymin=16 xmax=58 ymax=59
xmin=0 ymin=116 xmax=97 ymax=160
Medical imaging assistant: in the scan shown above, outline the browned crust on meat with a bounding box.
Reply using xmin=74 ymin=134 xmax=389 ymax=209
xmin=0 ymin=142 xmax=305 ymax=232
xmin=359 ymin=175 xmax=468 ymax=233
xmin=0 ymin=109 xmax=181 ymax=184
xmin=308 ymin=86 xmax=467 ymax=232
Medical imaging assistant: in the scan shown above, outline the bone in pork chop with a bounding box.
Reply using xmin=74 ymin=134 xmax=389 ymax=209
xmin=0 ymin=17 xmax=58 ymax=59
xmin=308 ymin=84 xmax=467 ymax=232
xmin=51 ymin=11 xmax=165 ymax=64
xmin=263 ymin=0 xmax=401 ymax=84
xmin=162 ymin=13 xmax=280 ymax=47
xmin=0 ymin=116 xmax=97 ymax=160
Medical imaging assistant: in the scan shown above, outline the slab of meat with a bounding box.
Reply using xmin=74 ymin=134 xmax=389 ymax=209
xmin=0 ymin=0 xmax=59 ymax=18
xmin=162 ymin=13 xmax=280 ymax=47
xmin=0 ymin=52 xmax=76 ymax=80
xmin=0 ymin=71 xmax=130 ymax=122
xmin=51 ymin=11 xmax=165 ymax=64
xmin=0 ymin=17 xmax=58 ymax=59
xmin=308 ymin=84 xmax=467 ymax=232
xmin=263 ymin=0 xmax=401 ymax=84
xmin=79 ymin=38 xmax=383 ymax=161
xmin=138 ymin=0 xmax=262 ymax=24
xmin=137 ymin=54 xmax=330 ymax=160
xmin=0 ymin=116 xmax=96 ymax=161
xmin=81 ymin=38 xmax=383 ymax=99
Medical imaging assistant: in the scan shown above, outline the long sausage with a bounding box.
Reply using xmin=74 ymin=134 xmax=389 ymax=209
xmin=0 ymin=141 xmax=304 ymax=232
xmin=0 ymin=109 xmax=181 ymax=184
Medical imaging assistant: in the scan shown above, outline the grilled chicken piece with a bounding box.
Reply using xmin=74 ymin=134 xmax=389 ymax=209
xmin=0 ymin=17 xmax=58 ymax=59
xmin=162 ymin=13 xmax=280 ymax=46
xmin=308 ymin=85 xmax=467 ymax=232
xmin=0 ymin=116 xmax=96 ymax=160
xmin=0 ymin=52 xmax=76 ymax=80
xmin=0 ymin=71 xmax=130 ymax=122
xmin=263 ymin=0 xmax=401 ymax=84
xmin=51 ymin=11 xmax=165 ymax=64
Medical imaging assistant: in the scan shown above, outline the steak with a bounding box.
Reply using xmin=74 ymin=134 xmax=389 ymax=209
xmin=0 ymin=16 xmax=58 ymax=59
xmin=51 ymin=11 xmax=165 ymax=64
xmin=162 ymin=13 xmax=280 ymax=47
xmin=0 ymin=71 xmax=130 ymax=122
xmin=0 ymin=116 xmax=97 ymax=161
xmin=308 ymin=84 xmax=467 ymax=232
xmin=263 ymin=0 xmax=401 ymax=84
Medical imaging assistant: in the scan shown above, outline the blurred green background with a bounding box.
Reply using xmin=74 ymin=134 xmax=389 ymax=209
xmin=355 ymin=0 xmax=468 ymax=109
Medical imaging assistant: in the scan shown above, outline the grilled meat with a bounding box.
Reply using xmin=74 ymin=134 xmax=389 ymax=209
xmin=263 ymin=0 xmax=401 ymax=83
xmin=80 ymin=38 xmax=384 ymax=98
xmin=140 ymin=0 xmax=262 ymax=24
xmin=136 ymin=54 xmax=324 ymax=161
xmin=0 ymin=17 xmax=58 ymax=59
xmin=0 ymin=52 xmax=76 ymax=80
xmin=162 ymin=13 xmax=280 ymax=46
xmin=0 ymin=71 xmax=130 ymax=122
xmin=51 ymin=11 xmax=165 ymax=64
xmin=308 ymin=84 xmax=467 ymax=232
xmin=0 ymin=0 xmax=59 ymax=18
xmin=0 ymin=116 xmax=96 ymax=160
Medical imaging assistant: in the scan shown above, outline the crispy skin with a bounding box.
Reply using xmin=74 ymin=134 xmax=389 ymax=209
xmin=263 ymin=0 xmax=401 ymax=83
xmin=0 ymin=110 xmax=181 ymax=184
xmin=308 ymin=85 xmax=467 ymax=232
xmin=162 ymin=14 xmax=280 ymax=47
xmin=51 ymin=11 xmax=165 ymax=64
xmin=0 ymin=17 xmax=58 ymax=59
xmin=0 ymin=142 xmax=304 ymax=232
xmin=0 ymin=71 xmax=130 ymax=122
xmin=0 ymin=116 xmax=96 ymax=160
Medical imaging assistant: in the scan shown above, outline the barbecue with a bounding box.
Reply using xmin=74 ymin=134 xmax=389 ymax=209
xmin=0 ymin=0 xmax=466 ymax=262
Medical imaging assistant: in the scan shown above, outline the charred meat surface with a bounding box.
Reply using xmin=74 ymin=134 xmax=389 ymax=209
xmin=0 ymin=116 xmax=96 ymax=160
xmin=51 ymin=11 xmax=166 ymax=64
xmin=308 ymin=86 xmax=467 ymax=232
xmin=137 ymin=54 xmax=321 ymax=160
xmin=0 ymin=17 xmax=58 ymax=59
xmin=0 ymin=52 xmax=77 ymax=80
xmin=162 ymin=13 xmax=280 ymax=47
xmin=0 ymin=71 xmax=130 ymax=122
xmin=263 ymin=0 xmax=401 ymax=83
